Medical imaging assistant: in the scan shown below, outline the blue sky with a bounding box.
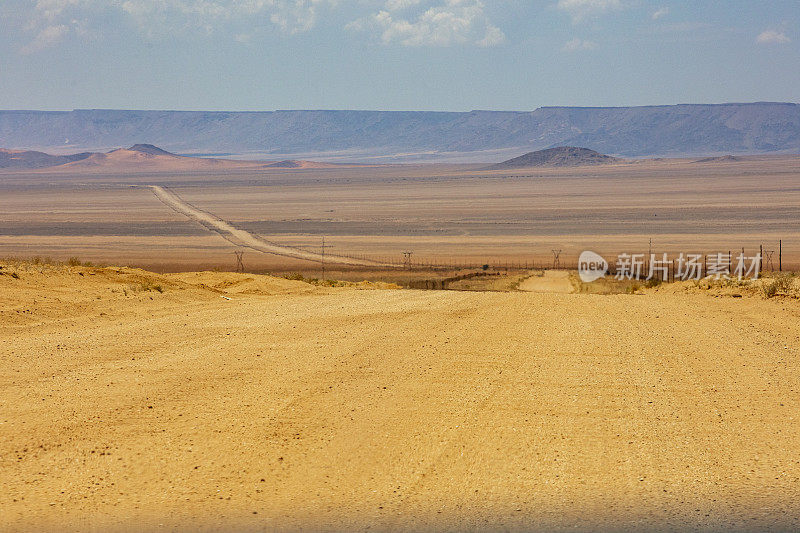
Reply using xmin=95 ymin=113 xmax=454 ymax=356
xmin=0 ymin=0 xmax=798 ymax=111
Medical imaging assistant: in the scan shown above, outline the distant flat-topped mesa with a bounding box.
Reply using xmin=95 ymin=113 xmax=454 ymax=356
xmin=487 ymin=146 xmax=620 ymax=169
xmin=0 ymin=102 xmax=798 ymax=162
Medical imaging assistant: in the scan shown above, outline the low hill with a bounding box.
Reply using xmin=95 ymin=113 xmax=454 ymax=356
xmin=487 ymin=146 xmax=620 ymax=169
xmin=0 ymin=144 xmax=361 ymax=172
xmin=58 ymin=145 xmax=250 ymax=171
xmin=693 ymin=155 xmax=743 ymax=163
xmin=262 ymin=159 xmax=353 ymax=169
xmin=0 ymin=148 xmax=92 ymax=169
xmin=127 ymin=143 xmax=177 ymax=156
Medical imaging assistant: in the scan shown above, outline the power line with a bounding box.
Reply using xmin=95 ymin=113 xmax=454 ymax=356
xmin=552 ymin=249 xmax=562 ymax=269
xmin=234 ymin=250 xmax=244 ymax=273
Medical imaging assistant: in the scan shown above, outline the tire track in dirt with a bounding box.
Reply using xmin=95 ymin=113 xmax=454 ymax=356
xmin=517 ymin=270 xmax=575 ymax=293
xmin=148 ymin=185 xmax=393 ymax=267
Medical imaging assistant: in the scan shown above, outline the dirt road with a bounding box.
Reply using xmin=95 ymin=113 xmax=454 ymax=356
xmin=518 ymin=270 xmax=575 ymax=293
xmin=149 ymin=185 xmax=390 ymax=267
xmin=1 ymin=264 xmax=799 ymax=531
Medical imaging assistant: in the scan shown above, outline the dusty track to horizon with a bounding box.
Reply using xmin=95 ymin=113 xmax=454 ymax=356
xmin=2 ymin=157 xmax=800 ymax=272
xmin=148 ymin=185 xmax=391 ymax=267
xmin=1 ymin=264 xmax=799 ymax=532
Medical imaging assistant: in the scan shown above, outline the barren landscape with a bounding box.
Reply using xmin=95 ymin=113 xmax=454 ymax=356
xmin=1 ymin=260 xmax=799 ymax=532
xmin=1 ymin=155 xmax=798 ymax=273
xmin=2 ymin=153 xmax=799 ymax=532
xmin=4 ymin=0 xmax=799 ymax=530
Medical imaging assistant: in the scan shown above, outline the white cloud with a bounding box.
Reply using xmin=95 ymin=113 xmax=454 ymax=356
xmin=120 ymin=0 xmax=335 ymax=35
xmin=651 ymin=7 xmax=668 ymax=20
xmin=477 ymin=23 xmax=505 ymax=47
xmin=270 ymin=0 xmax=335 ymax=34
xmin=350 ymin=0 xmax=505 ymax=47
xmin=17 ymin=0 xmax=505 ymax=51
xmin=19 ymin=0 xmax=338 ymax=51
xmin=756 ymin=29 xmax=790 ymax=44
xmin=562 ymin=37 xmax=596 ymax=51
xmin=18 ymin=0 xmax=96 ymax=53
xmin=20 ymin=24 xmax=70 ymax=54
xmin=557 ymin=0 xmax=622 ymax=22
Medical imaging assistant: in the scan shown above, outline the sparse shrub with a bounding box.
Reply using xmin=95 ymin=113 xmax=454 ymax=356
xmin=67 ymin=257 xmax=82 ymax=267
xmin=129 ymin=282 xmax=164 ymax=293
xmin=626 ymin=282 xmax=641 ymax=294
xmin=643 ymin=278 xmax=662 ymax=289
xmin=762 ymin=281 xmax=778 ymax=299
xmin=759 ymin=274 xmax=795 ymax=298
xmin=772 ymin=273 xmax=794 ymax=293
xmin=285 ymin=272 xmax=305 ymax=281
xmin=725 ymin=278 xmax=750 ymax=288
xmin=28 ymin=256 xmax=56 ymax=265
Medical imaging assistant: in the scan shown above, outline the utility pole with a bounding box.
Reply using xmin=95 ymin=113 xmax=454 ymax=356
xmin=552 ymin=249 xmax=562 ymax=269
xmin=234 ymin=250 xmax=244 ymax=273
xmin=403 ymin=251 xmax=413 ymax=270
xmin=321 ymin=236 xmax=326 ymax=281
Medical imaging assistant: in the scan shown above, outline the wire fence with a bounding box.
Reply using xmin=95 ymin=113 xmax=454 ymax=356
xmin=323 ymin=243 xmax=790 ymax=278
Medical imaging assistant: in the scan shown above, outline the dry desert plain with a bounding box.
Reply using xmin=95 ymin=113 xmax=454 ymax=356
xmin=1 ymin=156 xmax=800 ymax=531
xmin=0 ymin=155 xmax=798 ymax=272
xmin=0 ymin=261 xmax=799 ymax=531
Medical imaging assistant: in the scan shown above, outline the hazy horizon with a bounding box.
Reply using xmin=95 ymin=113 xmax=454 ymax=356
xmin=4 ymin=100 xmax=800 ymax=113
xmin=1 ymin=1 xmax=798 ymax=111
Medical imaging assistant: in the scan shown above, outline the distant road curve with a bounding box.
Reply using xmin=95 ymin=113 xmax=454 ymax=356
xmin=148 ymin=185 xmax=391 ymax=267
xmin=517 ymin=270 xmax=574 ymax=294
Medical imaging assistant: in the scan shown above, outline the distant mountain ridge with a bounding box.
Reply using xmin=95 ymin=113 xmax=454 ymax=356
xmin=488 ymin=147 xmax=619 ymax=169
xmin=1 ymin=103 xmax=799 ymax=161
